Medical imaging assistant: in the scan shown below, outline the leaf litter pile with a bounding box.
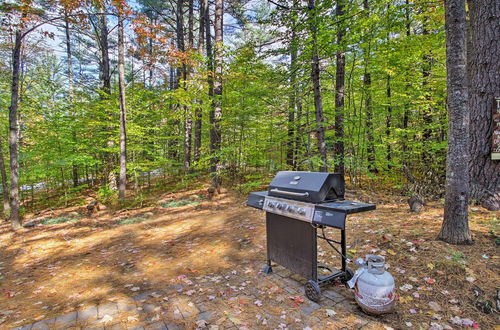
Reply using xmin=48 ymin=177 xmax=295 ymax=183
xmin=0 ymin=186 xmax=498 ymax=329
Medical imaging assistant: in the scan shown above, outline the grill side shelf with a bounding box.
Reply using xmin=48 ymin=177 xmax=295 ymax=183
xmin=312 ymin=200 xmax=375 ymax=229
xmin=316 ymin=200 xmax=376 ymax=214
xmin=246 ymin=191 xmax=268 ymax=210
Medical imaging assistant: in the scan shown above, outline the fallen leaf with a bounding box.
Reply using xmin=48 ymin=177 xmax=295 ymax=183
xmin=428 ymin=301 xmax=442 ymax=312
xmin=427 ymin=263 xmax=435 ymax=270
xmin=325 ymin=309 xmax=336 ymax=317
xmin=196 ymin=319 xmax=208 ymax=327
xmin=399 ymin=296 xmax=413 ymax=303
xmin=399 ymin=284 xmax=413 ymax=292
xmin=100 ymin=314 xmax=113 ymax=324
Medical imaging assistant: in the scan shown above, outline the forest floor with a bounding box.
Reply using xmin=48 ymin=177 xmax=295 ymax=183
xmin=0 ymin=181 xmax=499 ymax=329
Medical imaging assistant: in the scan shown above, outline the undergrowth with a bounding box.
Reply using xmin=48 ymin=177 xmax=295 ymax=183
xmin=41 ymin=217 xmax=80 ymax=225
xmin=117 ymin=217 xmax=148 ymax=225
xmin=161 ymin=200 xmax=200 ymax=208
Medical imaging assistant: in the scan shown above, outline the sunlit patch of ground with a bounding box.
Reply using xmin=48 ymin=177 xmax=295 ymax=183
xmin=0 ymin=186 xmax=498 ymax=329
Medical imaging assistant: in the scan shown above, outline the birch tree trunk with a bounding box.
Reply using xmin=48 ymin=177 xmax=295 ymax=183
xmin=467 ymin=0 xmax=500 ymax=211
xmin=308 ymin=0 xmax=327 ymax=172
xmin=117 ymin=6 xmax=127 ymax=201
xmin=9 ymin=30 xmax=22 ymax=230
xmin=438 ymin=0 xmax=472 ymax=244
xmin=334 ymin=0 xmax=345 ymax=175
xmin=210 ymin=0 xmax=223 ymax=189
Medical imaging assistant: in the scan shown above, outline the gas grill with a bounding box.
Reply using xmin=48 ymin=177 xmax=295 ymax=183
xmin=247 ymin=171 xmax=375 ymax=302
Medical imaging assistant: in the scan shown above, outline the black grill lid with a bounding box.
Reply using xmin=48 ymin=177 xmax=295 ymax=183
xmin=268 ymin=171 xmax=344 ymax=203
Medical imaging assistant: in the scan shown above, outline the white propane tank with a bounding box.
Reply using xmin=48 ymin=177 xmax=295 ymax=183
xmin=347 ymin=255 xmax=395 ymax=315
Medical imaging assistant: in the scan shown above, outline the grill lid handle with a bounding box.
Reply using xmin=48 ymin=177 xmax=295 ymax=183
xmin=270 ymin=188 xmax=309 ymax=198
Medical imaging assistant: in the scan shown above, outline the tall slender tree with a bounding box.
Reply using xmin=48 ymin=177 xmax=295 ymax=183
xmin=9 ymin=29 xmax=23 ymax=230
xmin=334 ymin=0 xmax=346 ymax=175
xmin=308 ymin=0 xmax=327 ymax=171
xmin=117 ymin=0 xmax=128 ymax=200
xmin=438 ymin=0 xmax=472 ymax=244
xmin=210 ymin=0 xmax=223 ymax=189
xmin=363 ymin=0 xmax=376 ymax=173
xmin=467 ymin=0 xmax=500 ymax=211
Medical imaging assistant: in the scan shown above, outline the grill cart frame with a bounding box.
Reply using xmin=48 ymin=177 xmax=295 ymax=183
xmin=247 ymin=172 xmax=375 ymax=302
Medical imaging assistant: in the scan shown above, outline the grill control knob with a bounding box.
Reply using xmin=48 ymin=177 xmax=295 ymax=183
xmin=267 ymin=201 xmax=275 ymax=208
xmin=277 ymin=203 xmax=285 ymax=210
xmin=297 ymin=208 xmax=306 ymax=215
xmin=287 ymin=205 xmax=295 ymax=213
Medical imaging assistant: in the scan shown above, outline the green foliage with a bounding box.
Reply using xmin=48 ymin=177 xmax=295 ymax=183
xmin=161 ymin=200 xmax=200 ymax=208
xmin=117 ymin=217 xmax=148 ymax=225
xmin=97 ymin=186 xmax=117 ymax=205
xmin=41 ymin=216 xmax=80 ymax=225
xmin=0 ymin=0 xmax=452 ymax=212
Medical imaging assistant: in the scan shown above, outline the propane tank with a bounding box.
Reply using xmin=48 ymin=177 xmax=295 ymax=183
xmin=347 ymin=255 xmax=395 ymax=315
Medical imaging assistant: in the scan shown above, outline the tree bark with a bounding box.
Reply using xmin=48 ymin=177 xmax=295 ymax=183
xmin=334 ymin=0 xmax=346 ymax=175
xmin=99 ymin=13 xmax=111 ymax=94
xmin=0 ymin=139 xmax=10 ymax=220
xmin=210 ymin=0 xmax=223 ymax=189
xmin=467 ymin=0 xmax=500 ymax=211
xmin=65 ymin=15 xmax=79 ymax=188
xmin=438 ymin=0 xmax=472 ymax=244
xmin=421 ymin=11 xmax=433 ymax=165
xmin=286 ymin=14 xmax=298 ymax=169
xmin=193 ymin=0 xmax=206 ymax=163
xmin=9 ymin=30 xmax=22 ymax=230
xmin=117 ymin=5 xmax=128 ymax=201
xmin=363 ymin=0 xmax=376 ymax=173
xmin=308 ymin=0 xmax=327 ymax=172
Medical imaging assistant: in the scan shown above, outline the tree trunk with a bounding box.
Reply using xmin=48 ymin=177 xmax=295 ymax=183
xmin=334 ymin=0 xmax=346 ymax=175
xmin=117 ymin=6 xmax=128 ymax=201
xmin=0 ymin=139 xmax=10 ymax=220
xmin=193 ymin=0 xmax=206 ymax=163
xmin=363 ymin=0 xmax=376 ymax=173
xmin=386 ymin=74 xmax=392 ymax=169
xmin=99 ymin=13 xmax=111 ymax=94
xmin=467 ymin=0 xmax=500 ymax=211
xmin=65 ymin=15 xmax=79 ymax=188
xmin=98 ymin=11 xmax=115 ymax=190
xmin=210 ymin=0 xmax=223 ymax=189
xmin=438 ymin=0 xmax=472 ymax=244
xmin=308 ymin=0 xmax=327 ymax=172
xmin=9 ymin=30 xmax=22 ymax=230
xmin=421 ymin=11 xmax=433 ymax=165
xmin=287 ymin=17 xmax=298 ymax=168
xmin=401 ymin=0 xmax=411 ymax=160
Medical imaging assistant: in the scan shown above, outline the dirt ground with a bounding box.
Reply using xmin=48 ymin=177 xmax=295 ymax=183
xmin=0 ymin=184 xmax=499 ymax=329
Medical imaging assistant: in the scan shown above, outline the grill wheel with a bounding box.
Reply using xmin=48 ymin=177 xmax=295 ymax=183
xmin=305 ymin=280 xmax=321 ymax=302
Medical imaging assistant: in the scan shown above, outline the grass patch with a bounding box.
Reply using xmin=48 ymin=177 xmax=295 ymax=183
xmin=161 ymin=200 xmax=200 ymax=208
xmin=41 ymin=217 xmax=80 ymax=225
xmin=117 ymin=217 xmax=148 ymax=225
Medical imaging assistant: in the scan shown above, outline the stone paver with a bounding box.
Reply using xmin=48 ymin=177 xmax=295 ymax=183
xmin=77 ymin=305 xmax=98 ymax=322
xmin=97 ymin=302 xmax=118 ymax=319
xmin=53 ymin=311 xmax=77 ymax=328
xmin=144 ymin=321 xmax=168 ymax=330
xmin=12 ymin=266 xmax=382 ymax=330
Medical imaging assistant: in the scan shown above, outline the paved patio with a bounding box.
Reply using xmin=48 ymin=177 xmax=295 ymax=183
xmin=12 ymin=264 xmax=385 ymax=330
